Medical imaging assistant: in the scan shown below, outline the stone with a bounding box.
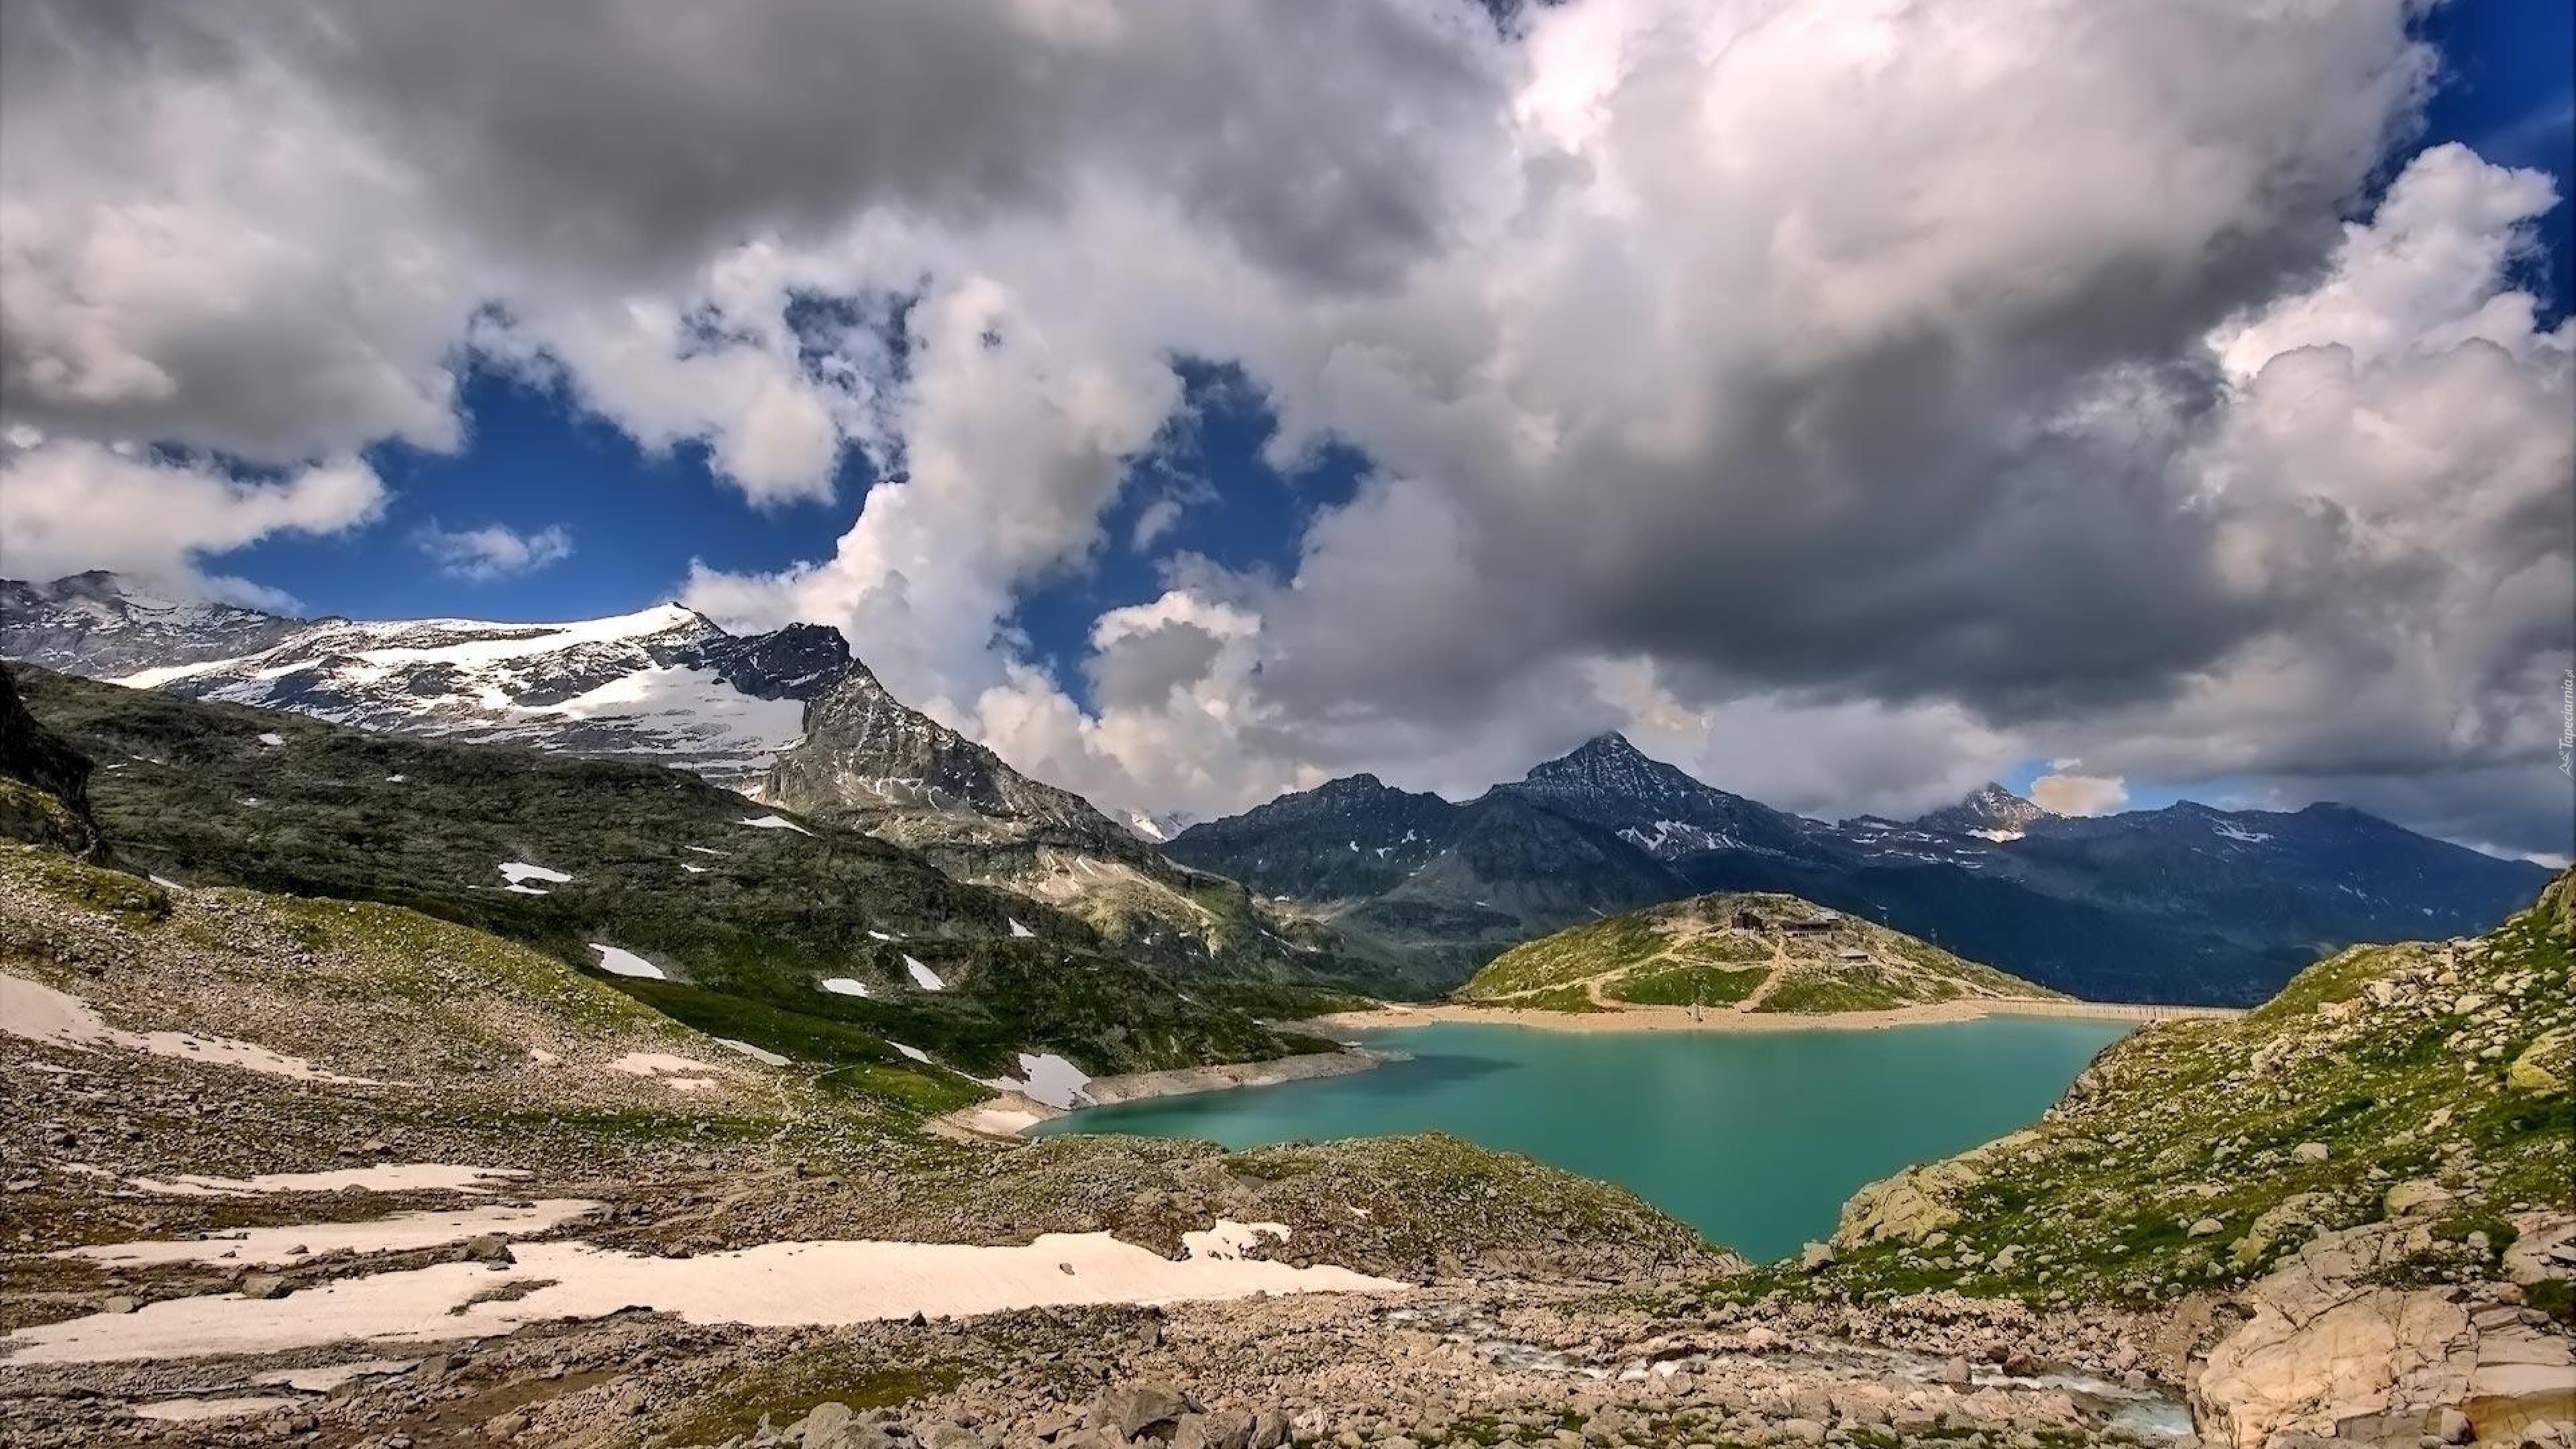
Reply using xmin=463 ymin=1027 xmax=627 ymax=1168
xmin=2290 ymin=1142 xmax=2329 ymax=1164
xmin=2436 ymin=1407 xmax=2473 ymax=1443
xmin=237 ymin=1273 xmax=290 ymax=1300
xmin=100 ymin=1295 xmax=137 ymax=1314
xmin=799 ymin=1403 xmax=855 ymax=1449
xmin=2383 ymin=1180 xmax=2456 ymax=1220
xmin=2506 ymin=1028 xmax=2570 ymax=1096
xmin=1799 ymin=1242 xmax=1835 ymax=1273
xmin=463 ymin=1234 xmax=515 ymax=1266
xmin=2188 ymin=1218 xmax=2225 ymax=1239
xmin=920 ymin=1423 xmax=983 ymax=1449
xmin=1093 ymin=1382 xmax=1189 ymax=1440
xmin=1169 ymin=1415 xmax=1210 ymax=1449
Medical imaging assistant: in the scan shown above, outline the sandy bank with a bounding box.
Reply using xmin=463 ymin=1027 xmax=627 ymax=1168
xmin=1294 ymin=997 xmax=2242 ymax=1037
xmin=932 ymin=1049 xmax=1387 ymax=1141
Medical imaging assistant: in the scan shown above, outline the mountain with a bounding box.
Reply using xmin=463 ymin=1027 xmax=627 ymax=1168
xmin=1911 ymin=781 xmax=2050 ymax=839
xmin=9 ymin=661 xmax=1323 ymax=1077
xmin=1458 ymin=890 xmax=2063 ymax=1014
xmin=1164 ymin=769 xmax=1689 ymax=977
xmin=1173 ymin=732 xmax=2551 ymax=1004
xmin=1502 ymin=731 xmax=1815 ymax=858
xmin=3 ymin=574 xmax=1415 ymax=997
xmin=1 ymin=572 xmax=847 ymax=790
xmin=759 ymin=665 xmax=1421 ymax=995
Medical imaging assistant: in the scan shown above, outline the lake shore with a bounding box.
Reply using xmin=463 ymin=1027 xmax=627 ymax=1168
xmin=937 ymin=996 xmax=2240 ymax=1141
xmin=1289 ymin=996 xmax=2243 ymax=1038
xmin=931 ymin=1047 xmax=1389 ymax=1142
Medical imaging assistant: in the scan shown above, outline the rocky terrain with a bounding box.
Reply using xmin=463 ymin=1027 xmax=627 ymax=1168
xmin=1 ymin=727 xmax=2569 ymax=1447
xmin=1169 ymin=735 xmax=2548 ymax=1004
xmin=1455 ymin=893 xmax=2061 ymax=1015
xmin=1796 ymin=873 xmax=2575 ymax=1443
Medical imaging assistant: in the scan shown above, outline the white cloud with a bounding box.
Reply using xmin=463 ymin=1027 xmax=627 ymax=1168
xmin=2029 ymin=771 xmax=2129 ymax=817
xmin=0 ymin=439 xmax=384 ymax=603
xmin=413 ymin=521 xmax=576 ymax=582
xmin=5 ymin=0 xmax=2568 ymax=852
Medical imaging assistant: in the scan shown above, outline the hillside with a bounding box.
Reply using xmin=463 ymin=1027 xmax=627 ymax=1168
xmin=1806 ymin=871 xmax=2573 ymax=1442
xmin=1458 ymin=891 xmax=2062 ymax=1014
xmin=1172 ymin=733 xmax=2549 ymax=1003
xmin=9 ymin=663 xmax=1320 ymax=1079
xmin=3 ymin=575 xmax=1422 ymax=1000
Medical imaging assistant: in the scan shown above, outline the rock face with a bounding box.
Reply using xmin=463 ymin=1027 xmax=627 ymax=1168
xmin=1 ymin=574 xmax=850 ymax=790
xmin=763 ymin=666 xmax=1394 ymax=991
xmin=0 ymin=663 xmax=101 ymax=855
xmin=2191 ymin=1217 xmax=2576 ymax=1448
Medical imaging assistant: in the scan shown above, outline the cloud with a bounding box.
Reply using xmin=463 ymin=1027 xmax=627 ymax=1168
xmin=2029 ymin=771 xmax=2129 ymax=817
xmin=6 ymin=0 xmax=2569 ymax=852
xmin=413 ymin=521 xmax=576 ymax=582
xmin=0 ymin=438 xmax=385 ymax=603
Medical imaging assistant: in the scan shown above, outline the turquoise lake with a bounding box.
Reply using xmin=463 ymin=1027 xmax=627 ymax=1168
xmin=1034 ymin=1017 xmax=2131 ymax=1262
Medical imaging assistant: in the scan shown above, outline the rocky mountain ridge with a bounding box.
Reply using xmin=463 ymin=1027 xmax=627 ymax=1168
xmin=1169 ymin=735 xmax=2551 ymax=1004
xmin=1 ymin=573 xmax=847 ymax=790
xmin=760 ymin=666 xmax=1424 ymax=994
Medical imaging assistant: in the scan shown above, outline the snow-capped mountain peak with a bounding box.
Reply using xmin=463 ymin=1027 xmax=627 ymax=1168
xmin=0 ymin=575 xmax=850 ymax=788
xmin=1913 ymin=782 xmax=2052 ymax=837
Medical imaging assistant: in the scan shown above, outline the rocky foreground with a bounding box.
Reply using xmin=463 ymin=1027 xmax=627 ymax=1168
xmin=1 ymin=839 xmax=2570 ymax=1446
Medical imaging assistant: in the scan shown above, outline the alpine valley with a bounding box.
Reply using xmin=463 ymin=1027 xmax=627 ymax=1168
xmin=5 ymin=574 xmax=2544 ymax=1008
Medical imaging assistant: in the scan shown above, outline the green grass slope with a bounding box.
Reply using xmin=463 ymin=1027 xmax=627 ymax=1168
xmin=11 ymin=665 xmax=1319 ymax=1077
xmin=1811 ymin=871 xmax=2573 ymax=1310
xmin=1458 ymin=890 xmax=2059 ymax=1014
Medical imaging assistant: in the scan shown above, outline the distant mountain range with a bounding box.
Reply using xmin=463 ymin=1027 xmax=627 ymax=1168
xmin=1169 ymin=733 xmax=2550 ymax=1004
xmin=7 ymin=574 xmax=2546 ymax=1006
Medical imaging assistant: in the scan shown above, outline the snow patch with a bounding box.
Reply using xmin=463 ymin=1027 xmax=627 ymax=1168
xmin=134 ymin=1397 xmax=301 ymax=1423
xmin=586 ymin=944 xmax=668 ymax=980
xmin=985 ymin=1053 xmax=1093 ymax=1110
xmin=0 ymin=971 xmax=373 ymax=1083
xmin=1008 ymin=918 xmax=1036 ymax=938
xmin=60 ymin=1200 xmax=600 ymax=1269
xmin=737 ymin=814 xmax=813 ymax=835
xmin=123 ymin=1165 xmax=528 ymax=1197
xmin=818 ymin=977 xmax=872 ymax=998
xmin=256 ymin=732 xmax=284 ymax=747
xmin=904 ymin=956 xmax=945 ymax=991
xmin=3 ymin=1223 xmax=1401 ymax=1364
xmin=1969 ymin=828 xmax=2025 ymax=843
xmin=714 ymin=1038 xmax=790 ymax=1067
xmin=890 ymin=1042 xmax=932 ymax=1064
xmin=497 ymin=861 xmax=572 ymax=890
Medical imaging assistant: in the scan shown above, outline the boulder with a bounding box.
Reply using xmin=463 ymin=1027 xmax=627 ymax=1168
xmin=1093 ymin=1382 xmax=1189 ymax=1441
xmin=1799 ymin=1242 xmax=1836 ymax=1273
xmin=2507 ymin=1027 xmax=2570 ymax=1096
xmin=2192 ymin=1220 xmax=2576 ymax=1448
